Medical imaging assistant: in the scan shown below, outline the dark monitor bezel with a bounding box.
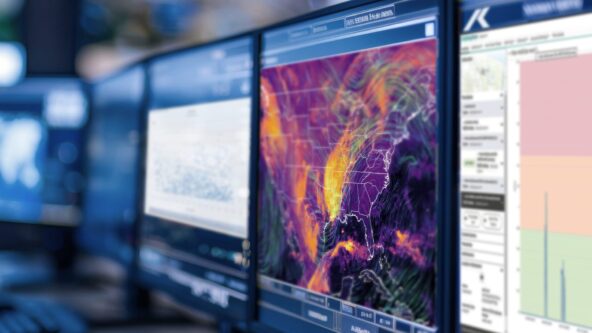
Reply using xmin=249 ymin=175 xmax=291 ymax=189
xmin=249 ymin=0 xmax=458 ymax=332
xmin=78 ymin=63 xmax=148 ymax=265
xmin=135 ymin=32 xmax=260 ymax=324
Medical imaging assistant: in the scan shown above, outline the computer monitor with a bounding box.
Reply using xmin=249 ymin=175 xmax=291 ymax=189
xmin=79 ymin=65 xmax=146 ymax=264
xmin=257 ymin=0 xmax=450 ymax=332
xmin=138 ymin=36 xmax=256 ymax=321
xmin=459 ymin=1 xmax=592 ymax=333
xmin=0 ymin=78 xmax=87 ymax=226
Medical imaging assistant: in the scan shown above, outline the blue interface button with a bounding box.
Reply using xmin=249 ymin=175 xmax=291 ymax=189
xmin=327 ymin=298 xmax=341 ymax=311
xmin=395 ymin=320 xmax=411 ymax=333
xmin=302 ymin=304 xmax=333 ymax=329
xmin=306 ymin=292 xmax=326 ymax=306
xmin=341 ymin=315 xmax=378 ymax=333
xmin=356 ymin=308 xmax=374 ymax=322
xmin=289 ymin=28 xmax=310 ymax=39
xmin=312 ymin=20 xmax=343 ymax=35
xmin=413 ymin=328 xmax=433 ymax=333
xmin=227 ymin=279 xmax=246 ymax=292
xmin=292 ymin=288 xmax=307 ymax=300
xmin=341 ymin=303 xmax=355 ymax=316
xmin=375 ymin=314 xmax=394 ymax=329
xmin=281 ymin=283 xmax=292 ymax=294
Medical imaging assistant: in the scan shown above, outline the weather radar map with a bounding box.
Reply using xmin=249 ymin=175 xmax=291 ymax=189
xmin=258 ymin=39 xmax=438 ymax=325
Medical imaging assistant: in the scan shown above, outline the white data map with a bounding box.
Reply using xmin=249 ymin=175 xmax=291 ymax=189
xmin=144 ymin=98 xmax=251 ymax=239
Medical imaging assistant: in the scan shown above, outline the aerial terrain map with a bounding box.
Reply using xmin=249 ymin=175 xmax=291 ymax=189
xmin=258 ymin=39 xmax=438 ymax=326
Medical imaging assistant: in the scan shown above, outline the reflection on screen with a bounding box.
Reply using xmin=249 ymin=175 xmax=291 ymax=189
xmin=460 ymin=1 xmax=592 ymax=333
xmin=257 ymin=1 xmax=439 ymax=332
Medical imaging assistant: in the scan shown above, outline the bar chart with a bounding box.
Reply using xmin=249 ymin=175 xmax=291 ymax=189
xmin=519 ymin=55 xmax=592 ymax=329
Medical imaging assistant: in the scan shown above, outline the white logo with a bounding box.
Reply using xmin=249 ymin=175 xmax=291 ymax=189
xmin=464 ymin=7 xmax=491 ymax=32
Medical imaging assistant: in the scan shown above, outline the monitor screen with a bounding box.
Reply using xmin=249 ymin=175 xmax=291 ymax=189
xmin=459 ymin=1 xmax=592 ymax=333
xmin=139 ymin=37 xmax=254 ymax=319
xmin=257 ymin=0 xmax=440 ymax=332
xmin=0 ymin=78 xmax=87 ymax=226
xmin=79 ymin=65 xmax=145 ymax=264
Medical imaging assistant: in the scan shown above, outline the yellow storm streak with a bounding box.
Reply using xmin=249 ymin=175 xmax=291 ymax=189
xmin=294 ymin=164 xmax=319 ymax=261
xmin=323 ymin=130 xmax=352 ymax=221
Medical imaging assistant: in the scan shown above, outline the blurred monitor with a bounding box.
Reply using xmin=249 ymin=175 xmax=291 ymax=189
xmin=257 ymin=0 xmax=443 ymax=332
xmin=459 ymin=1 xmax=592 ymax=333
xmin=0 ymin=78 xmax=87 ymax=226
xmin=138 ymin=36 xmax=255 ymax=320
xmin=79 ymin=65 xmax=146 ymax=264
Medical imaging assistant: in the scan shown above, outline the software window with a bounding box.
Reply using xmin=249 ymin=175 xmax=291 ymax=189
xmin=460 ymin=7 xmax=592 ymax=333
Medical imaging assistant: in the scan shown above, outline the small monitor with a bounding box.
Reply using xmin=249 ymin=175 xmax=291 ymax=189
xmin=0 ymin=78 xmax=87 ymax=226
xmin=459 ymin=1 xmax=592 ymax=332
xmin=79 ymin=65 xmax=146 ymax=264
xmin=257 ymin=0 xmax=443 ymax=332
xmin=138 ymin=36 xmax=255 ymax=320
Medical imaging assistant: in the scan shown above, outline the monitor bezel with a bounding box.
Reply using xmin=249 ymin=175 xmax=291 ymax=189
xmin=249 ymin=0 xmax=458 ymax=332
xmin=136 ymin=32 xmax=260 ymax=324
xmin=131 ymin=0 xmax=459 ymax=329
xmin=79 ymin=63 xmax=148 ymax=265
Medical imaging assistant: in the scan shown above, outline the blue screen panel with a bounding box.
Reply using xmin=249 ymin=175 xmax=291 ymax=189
xmin=139 ymin=36 xmax=255 ymax=320
xmin=0 ymin=78 xmax=87 ymax=226
xmin=79 ymin=65 xmax=145 ymax=264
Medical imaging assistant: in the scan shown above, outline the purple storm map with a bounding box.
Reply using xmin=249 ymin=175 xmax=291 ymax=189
xmin=258 ymin=39 xmax=438 ymax=326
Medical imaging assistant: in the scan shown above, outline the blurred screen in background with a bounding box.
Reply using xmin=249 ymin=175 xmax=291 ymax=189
xmin=0 ymin=78 xmax=87 ymax=226
xmin=0 ymin=0 xmax=349 ymax=79
xmin=77 ymin=0 xmax=350 ymax=78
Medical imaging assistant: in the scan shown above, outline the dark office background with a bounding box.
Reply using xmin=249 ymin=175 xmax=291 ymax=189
xmin=1 ymin=0 xmax=348 ymax=78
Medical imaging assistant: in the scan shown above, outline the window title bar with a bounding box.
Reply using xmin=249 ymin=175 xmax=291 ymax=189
xmin=263 ymin=0 xmax=438 ymax=67
xmin=461 ymin=0 xmax=592 ymax=34
xmin=150 ymin=37 xmax=253 ymax=109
